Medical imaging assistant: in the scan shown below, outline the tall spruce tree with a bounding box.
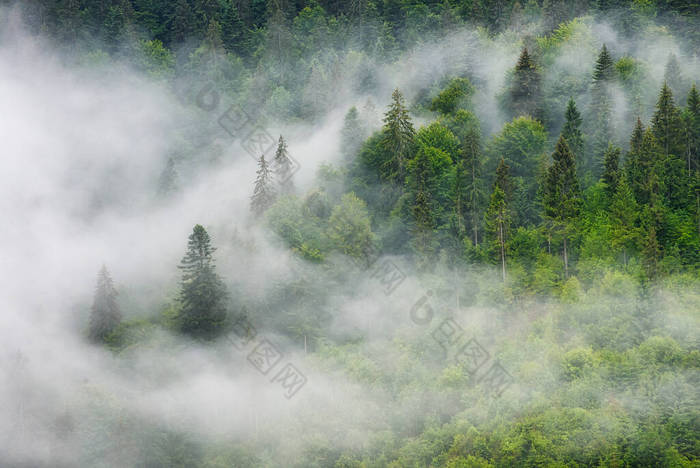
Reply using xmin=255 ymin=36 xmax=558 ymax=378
xmin=652 ymin=83 xmax=684 ymax=159
xmin=651 ymin=83 xmax=686 ymax=208
xmin=157 ymin=157 xmax=179 ymax=197
xmin=485 ymin=159 xmax=513 ymax=281
xmin=602 ymin=144 xmax=621 ymax=200
xmin=453 ymin=126 xmax=484 ymax=246
xmin=178 ymin=225 xmax=227 ymax=339
xmin=340 ymin=106 xmax=367 ymax=164
xmin=593 ymin=44 xmax=615 ymax=82
xmin=609 ymin=173 xmax=639 ymax=265
xmin=251 ymin=155 xmax=276 ymax=217
xmin=410 ymin=146 xmax=437 ymax=264
xmin=543 ymin=136 xmax=582 ymax=277
xmin=588 ymin=44 xmax=616 ymax=182
xmin=508 ymin=47 xmax=543 ymax=121
xmin=220 ymin=0 xmax=244 ymax=53
xmin=626 ymin=117 xmax=645 ymax=184
xmin=494 ymin=157 xmax=515 ymax=202
xmin=171 ymin=0 xmax=195 ymax=44
xmin=381 ymin=89 xmax=415 ymax=183
xmin=88 ymin=266 xmax=122 ymax=343
xmin=685 ymin=85 xmax=700 ymax=235
xmin=485 ymin=186 xmax=509 ymax=282
xmin=684 ymin=84 xmax=700 ymax=176
xmin=272 ymin=135 xmax=295 ymax=194
xmin=664 ymin=53 xmax=685 ymax=104
xmin=562 ymin=98 xmax=584 ymax=174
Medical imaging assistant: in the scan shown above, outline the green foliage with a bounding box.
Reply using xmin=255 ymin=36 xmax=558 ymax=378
xmin=88 ymin=266 xmax=122 ymax=343
xmin=429 ymin=77 xmax=475 ymax=115
xmin=487 ymin=116 xmax=547 ymax=183
xmin=177 ymin=225 xmax=228 ymax=339
xmin=326 ymin=192 xmax=376 ymax=265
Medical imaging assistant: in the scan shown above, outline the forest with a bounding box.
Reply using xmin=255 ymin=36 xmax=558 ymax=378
xmin=1 ymin=0 xmax=699 ymax=467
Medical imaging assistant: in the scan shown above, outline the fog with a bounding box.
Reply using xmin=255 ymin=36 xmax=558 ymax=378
xmin=0 ymin=5 xmax=698 ymax=467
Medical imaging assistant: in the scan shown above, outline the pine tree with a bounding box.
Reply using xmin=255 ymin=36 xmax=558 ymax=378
xmin=272 ymin=135 xmax=295 ymax=194
xmin=494 ymin=157 xmax=515 ymax=201
xmin=685 ymin=84 xmax=700 ymax=176
xmin=602 ymin=144 xmax=621 ymax=200
xmin=485 ymin=185 xmax=510 ymax=282
xmin=562 ymin=98 xmax=584 ymax=174
xmin=410 ymin=147 xmax=437 ymax=263
xmin=664 ymin=53 xmax=685 ymax=103
xmin=157 ymin=157 xmax=179 ymax=197
xmin=220 ymin=0 xmax=244 ymax=54
xmin=652 ymin=82 xmax=684 ymax=159
xmin=453 ymin=127 xmax=484 ymax=246
xmin=266 ymin=4 xmax=293 ymax=82
xmin=685 ymin=85 xmax=700 ymax=235
xmin=194 ymin=0 xmax=221 ymax=35
xmin=171 ymin=0 xmax=195 ymax=44
xmin=381 ymin=89 xmax=415 ymax=183
xmin=630 ymin=117 xmax=645 ymax=154
xmin=593 ymin=44 xmax=615 ymax=82
xmin=178 ymin=225 xmax=228 ymax=339
xmin=631 ymin=129 xmax=664 ymax=205
xmin=508 ymin=48 xmax=543 ymax=121
xmin=609 ymin=173 xmax=638 ymax=265
xmin=88 ymin=266 xmax=122 ymax=343
xmin=251 ymin=155 xmax=276 ymax=217
xmin=652 ymin=83 xmax=686 ymax=208
xmin=340 ymin=106 xmax=366 ymax=163
xmin=543 ymin=136 xmax=582 ymax=277
xmin=588 ymin=44 xmax=616 ymax=182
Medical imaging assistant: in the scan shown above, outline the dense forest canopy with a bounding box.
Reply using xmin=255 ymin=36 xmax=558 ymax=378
xmin=1 ymin=0 xmax=699 ymax=467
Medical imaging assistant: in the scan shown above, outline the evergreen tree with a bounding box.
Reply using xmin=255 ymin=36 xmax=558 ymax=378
xmin=593 ymin=44 xmax=615 ymax=82
xmin=453 ymin=127 xmax=484 ymax=246
xmin=684 ymin=85 xmax=700 ymax=235
xmin=602 ymin=144 xmax=621 ymax=200
xmin=266 ymin=4 xmax=293 ymax=82
xmin=609 ymin=173 xmax=638 ymax=265
xmin=88 ymin=266 xmax=122 ymax=343
xmin=381 ymin=89 xmax=415 ymax=183
xmin=664 ymin=53 xmax=685 ymax=103
xmin=250 ymin=155 xmax=276 ymax=217
xmin=508 ymin=47 xmax=543 ymax=121
xmin=220 ymin=0 xmax=245 ymax=54
xmin=651 ymin=82 xmax=684 ymax=159
xmin=588 ymin=44 xmax=616 ymax=183
xmin=272 ymin=135 xmax=296 ymax=194
xmin=157 ymin=157 xmax=179 ymax=197
xmin=684 ymin=84 xmax=700 ymax=176
xmin=178 ymin=225 xmax=228 ymax=340
xmin=631 ymin=129 xmax=664 ymax=205
xmin=651 ymin=83 xmax=686 ymax=208
xmin=562 ymin=98 xmax=584 ymax=175
xmin=542 ymin=136 xmax=582 ymax=277
xmin=409 ymin=147 xmax=437 ymax=263
xmin=626 ymin=117 xmax=645 ymax=184
xmin=194 ymin=0 xmax=221 ymax=35
xmin=630 ymin=117 xmax=645 ymax=155
xmin=340 ymin=106 xmax=367 ymax=163
xmin=171 ymin=0 xmax=195 ymax=44
xmin=494 ymin=157 xmax=515 ymax=202
xmin=485 ymin=185 xmax=510 ymax=282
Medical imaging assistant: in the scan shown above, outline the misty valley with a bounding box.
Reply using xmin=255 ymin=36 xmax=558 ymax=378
xmin=1 ymin=0 xmax=699 ymax=467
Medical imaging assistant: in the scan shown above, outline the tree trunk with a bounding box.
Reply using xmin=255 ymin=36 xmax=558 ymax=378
xmin=499 ymin=220 xmax=506 ymax=282
xmin=563 ymin=235 xmax=569 ymax=278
